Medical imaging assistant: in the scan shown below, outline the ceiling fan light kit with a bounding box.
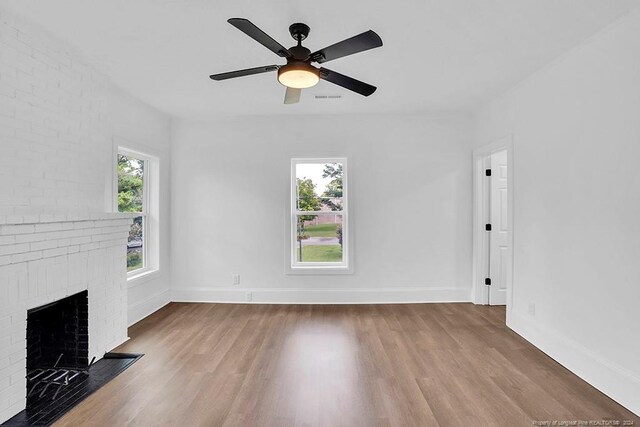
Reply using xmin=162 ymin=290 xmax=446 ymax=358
xmin=278 ymin=63 xmax=319 ymax=89
xmin=209 ymin=18 xmax=382 ymax=104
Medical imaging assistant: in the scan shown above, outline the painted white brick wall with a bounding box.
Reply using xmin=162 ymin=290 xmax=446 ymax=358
xmin=0 ymin=12 xmax=112 ymax=216
xmin=0 ymin=213 xmax=133 ymax=423
xmin=0 ymin=6 xmax=173 ymax=394
xmin=0 ymin=9 xmax=170 ymax=217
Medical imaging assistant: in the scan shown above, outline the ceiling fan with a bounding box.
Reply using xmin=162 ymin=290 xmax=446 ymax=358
xmin=209 ymin=18 xmax=383 ymax=104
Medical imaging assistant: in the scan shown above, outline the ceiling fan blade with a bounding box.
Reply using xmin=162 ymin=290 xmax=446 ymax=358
xmin=284 ymin=87 xmax=301 ymax=104
xmin=311 ymin=30 xmax=382 ymax=64
xmin=228 ymin=18 xmax=292 ymax=58
xmin=209 ymin=65 xmax=279 ymax=81
xmin=319 ymin=68 xmax=376 ymax=96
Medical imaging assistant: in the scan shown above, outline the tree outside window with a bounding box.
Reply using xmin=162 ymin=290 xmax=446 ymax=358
xmin=117 ymin=154 xmax=145 ymax=272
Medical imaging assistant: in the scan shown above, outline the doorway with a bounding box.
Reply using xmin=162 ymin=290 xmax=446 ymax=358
xmin=472 ymin=136 xmax=513 ymax=306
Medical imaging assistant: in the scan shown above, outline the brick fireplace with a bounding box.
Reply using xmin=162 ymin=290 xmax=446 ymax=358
xmin=0 ymin=213 xmax=134 ymax=423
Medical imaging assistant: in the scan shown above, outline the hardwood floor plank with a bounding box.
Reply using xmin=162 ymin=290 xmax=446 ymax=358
xmin=53 ymin=303 xmax=640 ymax=427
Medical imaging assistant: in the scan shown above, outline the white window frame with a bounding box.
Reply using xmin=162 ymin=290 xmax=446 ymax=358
xmin=115 ymin=147 xmax=157 ymax=280
xmin=288 ymin=158 xmax=352 ymax=274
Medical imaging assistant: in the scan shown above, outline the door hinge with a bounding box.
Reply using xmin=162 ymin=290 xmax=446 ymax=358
xmin=485 ymin=169 xmax=492 ymax=176
xmin=485 ymin=224 xmax=492 ymax=231
xmin=485 ymin=278 xmax=492 ymax=286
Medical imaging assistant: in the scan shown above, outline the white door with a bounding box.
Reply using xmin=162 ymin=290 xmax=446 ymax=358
xmin=489 ymin=150 xmax=509 ymax=305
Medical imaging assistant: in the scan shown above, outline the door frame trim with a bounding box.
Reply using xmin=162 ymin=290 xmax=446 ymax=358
xmin=472 ymin=135 xmax=514 ymax=307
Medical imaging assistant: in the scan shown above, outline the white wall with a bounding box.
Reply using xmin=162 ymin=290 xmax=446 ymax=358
xmin=0 ymin=8 xmax=171 ymax=325
xmin=171 ymin=114 xmax=473 ymax=303
xmin=473 ymin=11 xmax=640 ymax=415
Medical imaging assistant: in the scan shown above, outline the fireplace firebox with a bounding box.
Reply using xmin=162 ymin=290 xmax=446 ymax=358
xmin=27 ymin=291 xmax=89 ymax=373
xmin=3 ymin=290 xmax=142 ymax=427
xmin=24 ymin=291 xmax=93 ymax=404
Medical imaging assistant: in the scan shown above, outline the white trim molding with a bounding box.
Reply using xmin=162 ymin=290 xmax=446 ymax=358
xmin=171 ymin=286 xmax=471 ymax=304
xmin=287 ymin=158 xmax=353 ymax=275
xmin=507 ymin=311 xmax=640 ymax=416
xmin=471 ymin=135 xmax=514 ymax=306
xmin=127 ymin=289 xmax=171 ymax=326
xmin=113 ymin=142 xmax=161 ymax=280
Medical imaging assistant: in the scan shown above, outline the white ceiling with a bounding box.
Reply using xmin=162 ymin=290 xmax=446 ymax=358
xmin=4 ymin=0 xmax=640 ymax=118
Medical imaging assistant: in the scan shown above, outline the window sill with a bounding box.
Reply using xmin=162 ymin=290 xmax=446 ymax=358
xmin=127 ymin=268 xmax=161 ymax=287
xmin=286 ymin=265 xmax=353 ymax=275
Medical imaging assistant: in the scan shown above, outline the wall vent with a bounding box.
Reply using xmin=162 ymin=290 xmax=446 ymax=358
xmin=314 ymin=95 xmax=342 ymax=99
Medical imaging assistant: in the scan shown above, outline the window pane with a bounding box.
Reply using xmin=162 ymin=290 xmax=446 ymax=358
xmin=296 ymin=162 xmax=343 ymax=212
xmin=127 ymin=216 xmax=144 ymax=272
xmin=117 ymin=154 xmax=144 ymax=213
xmin=295 ymin=214 xmax=343 ymax=263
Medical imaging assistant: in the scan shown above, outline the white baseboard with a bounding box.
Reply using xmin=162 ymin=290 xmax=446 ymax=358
xmin=127 ymin=288 xmax=171 ymax=326
xmin=507 ymin=310 xmax=640 ymax=416
xmin=171 ymin=286 xmax=471 ymax=304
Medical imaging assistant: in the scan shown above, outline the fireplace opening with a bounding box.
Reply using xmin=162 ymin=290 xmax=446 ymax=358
xmin=24 ymin=291 xmax=91 ymax=405
xmin=3 ymin=290 xmax=142 ymax=427
xmin=27 ymin=291 xmax=89 ymax=373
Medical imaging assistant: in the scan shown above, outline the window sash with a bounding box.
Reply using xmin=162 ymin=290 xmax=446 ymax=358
xmin=292 ymin=213 xmax=347 ymax=266
xmin=127 ymin=214 xmax=147 ymax=274
xmin=117 ymin=150 xmax=150 ymax=276
xmin=290 ymin=158 xmax=348 ymax=270
xmin=116 ymin=149 xmax=150 ymax=214
xmin=293 ymin=210 xmax=343 ymax=215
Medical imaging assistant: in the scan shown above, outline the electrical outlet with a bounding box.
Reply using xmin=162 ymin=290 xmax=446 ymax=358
xmin=246 ymin=292 xmax=252 ymax=302
xmin=528 ymin=302 xmax=536 ymax=316
xmin=232 ymin=274 xmax=240 ymax=285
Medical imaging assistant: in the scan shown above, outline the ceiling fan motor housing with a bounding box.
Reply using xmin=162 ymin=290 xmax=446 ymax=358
xmin=288 ymin=45 xmax=311 ymax=61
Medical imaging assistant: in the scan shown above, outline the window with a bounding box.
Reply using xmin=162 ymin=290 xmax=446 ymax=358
xmin=290 ymin=158 xmax=349 ymax=271
xmin=117 ymin=149 xmax=152 ymax=277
